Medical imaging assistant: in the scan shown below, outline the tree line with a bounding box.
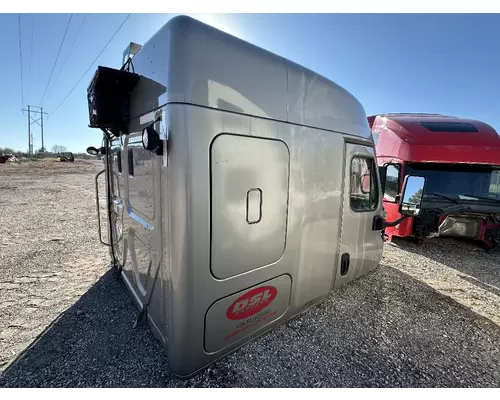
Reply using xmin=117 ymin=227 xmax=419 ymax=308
xmin=0 ymin=145 xmax=93 ymax=159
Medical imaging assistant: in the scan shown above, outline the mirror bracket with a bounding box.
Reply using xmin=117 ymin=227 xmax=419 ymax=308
xmin=384 ymin=214 xmax=410 ymax=228
xmin=372 ymin=215 xmax=386 ymax=231
xmin=373 ymin=214 xmax=410 ymax=230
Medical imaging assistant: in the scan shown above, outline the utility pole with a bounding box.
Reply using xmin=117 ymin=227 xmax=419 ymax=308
xmin=27 ymin=105 xmax=31 ymax=156
xmin=22 ymin=105 xmax=48 ymax=157
xmin=40 ymin=107 xmax=44 ymax=152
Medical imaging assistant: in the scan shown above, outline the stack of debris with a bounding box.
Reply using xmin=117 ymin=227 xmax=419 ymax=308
xmin=8 ymin=155 xmax=20 ymax=163
xmin=0 ymin=154 xmax=12 ymax=164
xmin=58 ymin=152 xmax=75 ymax=162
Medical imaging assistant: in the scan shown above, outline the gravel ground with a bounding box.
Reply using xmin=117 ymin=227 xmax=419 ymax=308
xmin=0 ymin=160 xmax=109 ymax=372
xmin=0 ymin=160 xmax=499 ymax=387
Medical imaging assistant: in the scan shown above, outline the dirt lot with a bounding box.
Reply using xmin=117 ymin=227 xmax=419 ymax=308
xmin=0 ymin=160 xmax=499 ymax=387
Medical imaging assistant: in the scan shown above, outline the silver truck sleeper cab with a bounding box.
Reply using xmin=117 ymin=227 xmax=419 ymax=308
xmin=86 ymin=15 xmax=384 ymax=378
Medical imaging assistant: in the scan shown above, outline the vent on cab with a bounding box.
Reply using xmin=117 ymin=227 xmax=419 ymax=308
xmin=420 ymin=122 xmax=478 ymax=133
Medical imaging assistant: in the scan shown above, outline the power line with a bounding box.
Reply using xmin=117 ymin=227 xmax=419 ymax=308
xmin=50 ymin=13 xmax=131 ymax=119
xmin=28 ymin=15 xmax=35 ymax=103
xmin=47 ymin=14 xmax=87 ymax=100
xmin=40 ymin=13 xmax=73 ymax=106
xmin=18 ymin=14 xmax=25 ymax=109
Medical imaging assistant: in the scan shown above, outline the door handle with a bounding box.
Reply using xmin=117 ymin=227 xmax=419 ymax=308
xmin=246 ymin=188 xmax=262 ymax=224
xmin=340 ymin=253 xmax=350 ymax=276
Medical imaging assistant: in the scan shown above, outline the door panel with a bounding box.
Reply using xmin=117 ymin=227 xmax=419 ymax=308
xmin=336 ymin=143 xmax=383 ymax=288
xmin=122 ymin=129 xmax=162 ymax=302
xmin=210 ymin=134 xmax=290 ymax=280
xmin=108 ymin=140 xmax=125 ymax=266
xmin=105 ymin=116 xmax=163 ymax=310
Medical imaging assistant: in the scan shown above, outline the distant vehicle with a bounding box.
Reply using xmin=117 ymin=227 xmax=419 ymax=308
xmin=372 ymin=113 xmax=500 ymax=249
xmin=85 ymin=16 xmax=420 ymax=378
xmin=58 ymin=152 xmax=74 ymax=162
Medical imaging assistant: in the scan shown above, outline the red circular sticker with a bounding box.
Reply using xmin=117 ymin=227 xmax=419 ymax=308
xmin=226 ymin=286 xmax=278 ymax=320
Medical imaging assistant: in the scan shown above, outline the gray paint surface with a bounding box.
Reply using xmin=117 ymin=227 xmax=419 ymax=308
xmin=210 ymin=134 xmax=289 ymax=279
xmin=102 ymin=15 xmax=383 ymax=378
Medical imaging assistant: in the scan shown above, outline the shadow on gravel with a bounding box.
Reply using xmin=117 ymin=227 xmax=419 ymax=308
xmin=1 ymin=265 xmax=500 ymax=388
xmin=0 ymin=269 xmax=175 ymax=388
xmin=390 ymin=236 xmax=500 ymax=297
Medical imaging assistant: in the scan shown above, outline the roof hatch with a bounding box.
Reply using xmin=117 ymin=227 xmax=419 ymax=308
xmin=419 ymin=121 xmax=478 ymax=133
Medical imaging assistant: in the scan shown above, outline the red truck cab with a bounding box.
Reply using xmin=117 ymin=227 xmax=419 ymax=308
xmin=371 ymin=113 xmax=500 ymax=249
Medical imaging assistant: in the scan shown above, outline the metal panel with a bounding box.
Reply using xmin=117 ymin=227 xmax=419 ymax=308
xmin=107 ymin=127 xmax=166 ymax=345
xmin=286 ymin=59 xmax=370 ymax=138
xmin=158 ymin=104 xmax=352 ymax=378
xmin=128 ymin=15 xmax=370 ymax=139
xmin=116 ymin=102 xmax=377 ymax=378
xmin=210 ymin=134 xmax=289 ymax=280
xmin=130 ymin=232 xmax=152 ymax=296
xmin=204 ymin=274 xmax=291 ymax=353
xmin=336 ymin=142 xmax=384 ymax=288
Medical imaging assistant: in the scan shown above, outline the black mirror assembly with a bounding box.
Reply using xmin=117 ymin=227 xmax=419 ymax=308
xmin=86 ymin=146 xmax=107 ymax=156
xmin=398 ymin=175 xmax=426 ymax=217
xmin=375 ymin=170 xmax=427 ymax=231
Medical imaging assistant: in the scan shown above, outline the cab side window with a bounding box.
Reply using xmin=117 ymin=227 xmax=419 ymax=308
xmin=350 ymin=157 xmax=379 ymax=212
xmin=384 ymin=164 xmax=400 ymax=201
xmin=490 ymin=170 xmax=500 ymax=194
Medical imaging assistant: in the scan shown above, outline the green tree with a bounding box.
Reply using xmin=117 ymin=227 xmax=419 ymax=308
xmin=408 ymin=188 xmax=423 ymax=204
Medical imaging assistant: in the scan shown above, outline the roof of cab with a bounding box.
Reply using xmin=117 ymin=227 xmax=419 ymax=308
xmin=370 ymin=113 xmax=500 ymax=165
xmin=128 ymin=15 xmax=371 ymax=140
xmin=369 ymin=113 xmax=500 ymax=147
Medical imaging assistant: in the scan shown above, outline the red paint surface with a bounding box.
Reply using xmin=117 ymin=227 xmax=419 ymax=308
xmin=371 ymin=114 xmax=500 ymax=244
xmin=226 ymin=286 xmax=277 ymax=321
xmin=383 ymin=199 xmax=414 ymax=240
xmin=370 ymin=114 xmax=500 ymax=165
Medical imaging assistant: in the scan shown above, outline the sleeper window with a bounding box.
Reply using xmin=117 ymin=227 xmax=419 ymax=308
xmin=384 ymin=164 xmax=400 ymax=201
xmin=350 ymin=157 xmax=378 ymax=212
